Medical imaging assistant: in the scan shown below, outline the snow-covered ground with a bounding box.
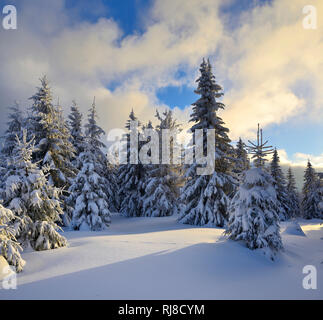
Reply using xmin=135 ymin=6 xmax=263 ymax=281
xmin=1 ymin=214 xmax=323 ymax=299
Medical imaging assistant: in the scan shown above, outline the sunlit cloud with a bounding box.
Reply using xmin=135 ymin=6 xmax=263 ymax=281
xmin=221 ymin=0 xmax=323 ymax=140
xmin=0 ymin=0 xmax=321 ymax=170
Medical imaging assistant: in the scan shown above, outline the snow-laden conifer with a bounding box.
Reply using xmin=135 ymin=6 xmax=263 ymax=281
xmin=0 ymin=102 xmax=24 ymax=191
xmin=2 ymin=130 xmax=67 ymax=251
xmin=140 ymin=110 xmax=182 ymax=217
xmin=270 ymin=149 xmax=291 ymax=221
xmin=0 ymin=203 xmax=25 ymax=272
xmin=141 ymin=165 xmax=180 ymax=217
xmin=318 ymin=185 xmax=323 ymax=214
xmin=105 ymin=159 xmax=120 ymax=213
xmin=179 ymin=59 xmax=235 ymax=227
xmin=119 ymin=164 xmax=143 ymax=217
xmin=302 ymin=161 xmax=322 ymax=219
xmin=1 ymin=101 xmax=24 ymax=158
xmin=118 ymin=110 xmax=145 ymax=217
xmin=226 ymin=168 xmax=283 ymax=259
xmin=28 ymin=76 xmax=76 ymax=189
xmin=84 ymin=97 xmax=107 ymax=174
xmin=84 ymin=98 xmax=118 ymax=212
xmin=68 ymin=144 xmax=111 ymax=231
xmin=234 ymin=138 xmax=250 ymax=175
xmin=286 ymin=167 xmax=300 ymax=217
xmin=68 ymin=100 xmax=85 ymax=162
xmin=226 ymin=125 xmax=283 ymax=259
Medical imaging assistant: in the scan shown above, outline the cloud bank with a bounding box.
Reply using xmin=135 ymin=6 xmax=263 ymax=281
xmin=0 ymin=0 xmax=321 ymax=174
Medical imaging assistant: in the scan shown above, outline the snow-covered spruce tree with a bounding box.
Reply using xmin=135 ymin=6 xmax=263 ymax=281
xmin=226 ymin=126 xmax=283 ymax=259
xmin=56 ymin=103 xmax=80 ymax=226
xmin=233 ymin=138 xmax=250 ymax=175
xmin=270 ymin=149 xmax=291 ymax=221
xmin=84 ymin=98 xmax=117 ymax=213
xmin=140 ymin=110 xmax=182 ymax=217
xmin=2 ymin=130 xmax=67 ymax=251
xmin=155 ymin=109 xmax=182 ymax=166
xmin=0 ymin=102 xmax=24 ymax=191
xmin=301 ymin=161 xmax=322 ymax=219
xmin=26 ymin=76 xmax=52 ymax=150
xmin=225 ymin=168 xmax=283 ymax=259
xmin=0 ymin=203 xmax=25 ymax=272
xmin=1 ymin=102 xmax=24 ymax=158
xmin=126 ymin=109 xmax=141 ymax=132
xmin=179 ymin=59 xmax=235 ymax=227
xmin=286 ymin=167 xmax=300 ymax=217
xmin=27 ymin=76 xmax=76 ymax=189
xmin=318 ymin=184 xmax=323 ymax=215
xmin=106 ymin=159 xmax=120 ymax=213
xmin=84 ymin=97 xmax=107 ymax=174
xmin=67 ymin=143 xmax=111 ymax=231
xmin=68 ymin=100 xmax=85 ymax=163
xmin=118 ymin=110 xmax=145 ymax=217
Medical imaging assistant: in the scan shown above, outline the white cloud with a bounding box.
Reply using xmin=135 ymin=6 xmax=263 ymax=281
xmin=0 ymin=0 xmax=322 ymax=163
xmin=220 ymin=0 xmax=323 ymax=139
xmin=277 ymin=149 xmax=323 ymax=168
xmin=0 ymin=0 xmax=225 ymax=134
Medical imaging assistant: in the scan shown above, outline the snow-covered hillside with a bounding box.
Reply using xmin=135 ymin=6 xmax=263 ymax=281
xmin=1 ymin=214 xmax=322 ymax=299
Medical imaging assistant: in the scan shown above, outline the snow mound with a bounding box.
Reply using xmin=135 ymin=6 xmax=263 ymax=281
xmin=283 ymin=221 xmax=306 ymax=237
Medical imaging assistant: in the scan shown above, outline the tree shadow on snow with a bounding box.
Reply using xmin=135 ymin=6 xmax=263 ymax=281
xmin=1 ymin=240 xmax=312 ymax=300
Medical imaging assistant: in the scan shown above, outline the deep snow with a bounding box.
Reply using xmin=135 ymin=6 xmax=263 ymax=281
xmin=1 ymin=214 xmax=323 ymax=299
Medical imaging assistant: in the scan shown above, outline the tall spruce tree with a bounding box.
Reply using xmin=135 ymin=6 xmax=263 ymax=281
xmin=234 ymin=138 xmax=250 ymax=175
xmin=118 ymin=110 xmax=146 ymax=217
xmin=302 ymin=161 xmax=322 ymax=219
xmin=155 ymin=109 xmax=182 ymax=165
xmin=140 ymin=110 xmax=182 ymax=217
xmin=2 ymin=131 xmax=67 ymax=251
xmin=226 ymin=126 xmax=283 ymax=259
xmin=286 ymin=167 xmax=300 ymax=217
xmin=1 ymin=102 xmax=24 ymax=158
xmin=105 ymin=159 xmax=120 ymax=213
xmin=0 ymin=102 xmax=24 ymax=190
xmin=318 ymin=183 xmax=323 ymax=214
xmin=67 ymin=143 xmax=111 ymax=231
xmin=179 ymin=59 xmax=235 ymax=227
xmin=84 ymin=97 xmax=107 ymax=173
xmin=226 ymin=168 xmax=283 ymax=259
xmin=68 ymin=100 xmax=84 ymax=162
xmin=270 ymin=149 xmax=291 ymax=221
xmin=81 ymin=98 xmax=117 ymax=214
xmin=125 ymin=109 xmax=141 ymax=132
xmin=27 ymin=76 xmax=76 ymax=189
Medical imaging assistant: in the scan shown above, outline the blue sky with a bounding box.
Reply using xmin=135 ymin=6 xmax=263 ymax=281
xmin=64 ymin=0 xmax=271 ymax=33
xmin=65 ymin=0 xmax=152 ymax=35
xmin=0 ymin=0 xmax=322 ymax=170
xmin=78 ymin=0 xmax=321 ymax=155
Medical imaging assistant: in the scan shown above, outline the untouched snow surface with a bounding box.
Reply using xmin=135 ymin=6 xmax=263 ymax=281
xmin=1 ymin=214 xmax=323 ymax=299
